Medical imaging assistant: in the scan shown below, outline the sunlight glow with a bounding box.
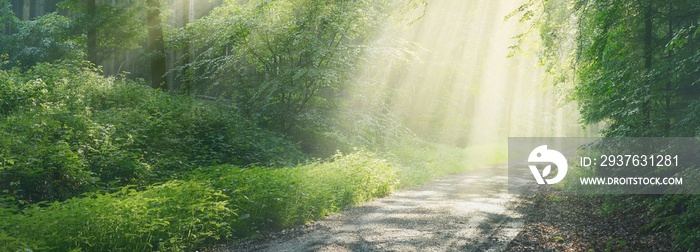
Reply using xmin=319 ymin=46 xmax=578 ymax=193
xmin=347 ymin=0 xmax=592 ymax=149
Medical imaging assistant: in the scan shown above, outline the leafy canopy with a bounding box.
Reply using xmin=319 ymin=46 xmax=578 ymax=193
xmin=178 ymin=0 xmax=393 ymax=132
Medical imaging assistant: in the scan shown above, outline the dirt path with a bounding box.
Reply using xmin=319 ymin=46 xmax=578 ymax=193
xmin=211 ymin=165 xmax=523 ymax=251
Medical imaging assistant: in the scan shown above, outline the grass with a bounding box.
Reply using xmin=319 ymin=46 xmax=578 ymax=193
xmin=388 ymin=139 xmax=506 ymax=188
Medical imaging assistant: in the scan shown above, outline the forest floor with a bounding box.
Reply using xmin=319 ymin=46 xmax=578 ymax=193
xmin=505 ymin=190 xmax=674 ymax=251
xmin=206 ymin=165 xmax=674 ymax=251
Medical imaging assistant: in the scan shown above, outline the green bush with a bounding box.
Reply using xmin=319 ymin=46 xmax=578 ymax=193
xmin=300 ymin=109 xmax=415 ymax=157
xmin=75 ymin=78 xmax=303 ymax=173
xmin=0 ymin=10 xmax=83 ymax=69
xmin=1 ymin=151 xmax=399 ymax=251
xmin=0 ymin=69 xmax=49 ymax=115
xmin=641 ymin=195 xmax=700 ymax=250
xmin=1 ymin=180 xmax=233 ymax=252
xmin=0 ymin=62 xmax=303 ymax=204
xmin=188 ymin=150 xmax=398 ymax=237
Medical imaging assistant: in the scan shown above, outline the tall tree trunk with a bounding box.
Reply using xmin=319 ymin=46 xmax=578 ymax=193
xmin=181 ymin=0 xmax=191 ymax=94
xmin=34 ymin=0 xmax=44 ymax=17
xmin=86 ymin=0 xmax=97 ymax=65
xmin=22 ymin=0 xmax=30 ymax=20
xmin=147 ymin=0 xmax=167 ymax=90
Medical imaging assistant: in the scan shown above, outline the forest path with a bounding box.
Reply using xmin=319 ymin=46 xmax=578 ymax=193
xmin=213 ymin=165 xmax=524 ymax=251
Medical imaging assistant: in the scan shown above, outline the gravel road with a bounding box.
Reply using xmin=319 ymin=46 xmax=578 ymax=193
xmin=212 ymin=165 xmax=523 ymax=252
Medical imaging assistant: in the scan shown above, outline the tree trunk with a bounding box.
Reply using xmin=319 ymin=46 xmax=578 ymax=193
xmin=147 ymin=0 xmax=167 ymax=90
xmin=181 ymin=0 xmax=191 ymax=94
xmin=34 ymin=0 xmax=44 ymax=17
xmin=86 ymin=0 xmax=97 ymax=65
xmin=22 ymin=0 xmax=30 ymax=20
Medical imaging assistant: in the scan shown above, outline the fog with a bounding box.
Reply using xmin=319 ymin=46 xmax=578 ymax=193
xmin=347 ymin=0 xmax=593 ymax=148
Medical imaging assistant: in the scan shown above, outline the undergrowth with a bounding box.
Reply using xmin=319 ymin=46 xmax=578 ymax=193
xmin=0 ymin=61 xmax=302 ymax=204
xmin=388 ymin=139 xmax=506 ymax=188
xmin=0 ymin=61 xmax=505 ymax=251
xmin=0 ymin=151 xmax=398 ymax=251
xmin=0 ymin=143 xmax=499 ymax=251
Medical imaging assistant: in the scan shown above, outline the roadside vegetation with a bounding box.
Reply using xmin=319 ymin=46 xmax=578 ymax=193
xmin=511 ymin=0 xmax=700 ymax=250
xmin=0 ymin=60 xmax=502 ymax=251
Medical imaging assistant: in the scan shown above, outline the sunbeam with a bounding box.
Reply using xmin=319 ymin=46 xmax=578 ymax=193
xmin=346 ymin=0 xmax=593 ymax=150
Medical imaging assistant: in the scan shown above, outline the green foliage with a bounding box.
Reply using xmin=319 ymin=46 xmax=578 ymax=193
xmin=179 ymin=0 xmax=392 ymax=132
xmin=514 ymin=0 xmax=700 ymax=137
xmin=0 ymin=61 xmax=476 ymax=248
xmin=0 ymin=67 xmax=50 ymax=115
xmin=1 ymin=180 xmax=233 ymax=252
xmin=512 ymin=0 xmax=700 ymax=250
xmin=0 ymin=63 xmax=99 ymax=202
xmin=0 ymin=231 xmax=39 ymax=252
xmin=0 ymin=62 xmax=302 ymax=204
xmin=74 ymin=72 xmax=303 ymax=171
xmin=387 ymin=138 xmax=505 ymax=188
xmin=0 ymin=57 xmax=470 ymax=251
xmin=642 ymin=195 xmax=700 ymax=250
xmin=188 ymin=150 xmax=398 ymax=236
xmin=58 ymin=0 xmax=147 ymax=58
xmin=0 ymin=0 xmax=148 ymax=70
xmin=0 ymin=1 xmax=19 ymax=50
xmin=0 ymin=10 xmax=83 ymax=69
xmin=0 ymin=1 xmax=490 ymax=251
xmin=299 ymin=107 xmax=415 ymax=157
xmin=561 ymin=2 xmax=699 ymax=249
xmin=1 ymin=151 xmax=403 ymax=251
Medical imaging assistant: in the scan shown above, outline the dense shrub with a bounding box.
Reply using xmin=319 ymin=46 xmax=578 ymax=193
xmin=299 ymin=108 xmax=415 ymax=157
xmin=0 ymin=7 xmax=83 ymax=70
xmin=0 ymin=62 xmax=303 ymax=204
xmin=1 ymin=180 xmax=233 ymax=251
xmin=188 ymin=150 xmax=399 ymax=237
xmin=641 ymin=194 xmax=700 ymax=250
xmin=1 ymin=151 xmax=399 ymax=251
xmin=72 ymin=74 xmax=304 ymax=173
